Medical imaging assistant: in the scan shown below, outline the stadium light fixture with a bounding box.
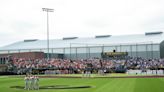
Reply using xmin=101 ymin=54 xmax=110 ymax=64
xmin=42 ymin=8 xmax=54 ymax=59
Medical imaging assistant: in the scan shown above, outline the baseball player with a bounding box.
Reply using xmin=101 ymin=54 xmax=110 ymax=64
xmin=24 ymin=75 xmax=29 ymax=90
xmin=34 ymin=75 xmax=39 ymax=90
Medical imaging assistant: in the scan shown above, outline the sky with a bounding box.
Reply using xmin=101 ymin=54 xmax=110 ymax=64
xmin=0 ymin=0 xmax=164 ymax=47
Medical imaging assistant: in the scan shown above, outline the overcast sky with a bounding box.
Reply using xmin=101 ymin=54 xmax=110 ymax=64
xmin=0 ymin=0 xmax=164 ymax=47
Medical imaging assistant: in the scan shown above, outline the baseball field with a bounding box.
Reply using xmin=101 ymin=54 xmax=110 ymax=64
xmin=1 ymin=74 xmax=164 ymax=92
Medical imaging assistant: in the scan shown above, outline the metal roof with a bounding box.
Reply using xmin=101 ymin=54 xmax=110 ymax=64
xmin=0 ymin=33 xmax=164 ymax=50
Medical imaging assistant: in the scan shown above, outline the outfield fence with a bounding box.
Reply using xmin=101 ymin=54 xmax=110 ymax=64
xmin=127 ymin=70 xmax=164 ymax=75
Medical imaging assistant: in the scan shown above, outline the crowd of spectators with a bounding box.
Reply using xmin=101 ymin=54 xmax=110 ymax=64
xmin=125 ymin=57 xmax=164 ymax=70
xmin=7 ymin=57 xmax=164 ymax=74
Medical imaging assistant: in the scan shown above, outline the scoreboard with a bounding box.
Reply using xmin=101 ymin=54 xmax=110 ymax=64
xmin=101 ymin=52 xmax=128 ymax=58
xmin=102 ymin=52 xmax=128 ymax=56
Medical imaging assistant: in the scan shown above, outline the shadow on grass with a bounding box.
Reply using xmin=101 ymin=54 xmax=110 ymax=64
xmin=10 ymin=85 xmax=92 ymax=90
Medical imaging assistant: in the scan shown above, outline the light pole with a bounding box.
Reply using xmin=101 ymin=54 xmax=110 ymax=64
xmin=42 ymin=8 xmax=54 ymax=59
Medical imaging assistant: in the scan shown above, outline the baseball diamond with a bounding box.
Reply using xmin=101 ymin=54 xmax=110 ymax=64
xmin=0 ymin=74 xmax=164 ymax=92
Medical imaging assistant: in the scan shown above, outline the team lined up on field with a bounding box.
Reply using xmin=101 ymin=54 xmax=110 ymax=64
xmin=24 ymin=75 xmax=39 ymax=90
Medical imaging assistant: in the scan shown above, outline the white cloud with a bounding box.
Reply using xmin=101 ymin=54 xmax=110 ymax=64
xmin=0 ymin=0 xmax=164 ymax=47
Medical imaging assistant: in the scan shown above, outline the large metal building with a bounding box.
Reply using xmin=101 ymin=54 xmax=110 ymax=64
xmin=0 ymin=31 xmax=164 ymax=59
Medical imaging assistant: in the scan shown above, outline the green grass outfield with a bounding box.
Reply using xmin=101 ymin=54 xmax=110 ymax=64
xmin=1 ymin=74 xmax=164 ymax=92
